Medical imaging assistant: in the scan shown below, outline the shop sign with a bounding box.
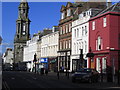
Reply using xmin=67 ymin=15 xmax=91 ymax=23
xmin=40 ymin=58 xmax=48 ymax=63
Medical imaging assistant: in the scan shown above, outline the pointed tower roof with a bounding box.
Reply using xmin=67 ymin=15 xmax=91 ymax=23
xmin=19 ymin=0 xmax=29 ymax=9
xmin=21 ymin=0 xmax=27 ymax=2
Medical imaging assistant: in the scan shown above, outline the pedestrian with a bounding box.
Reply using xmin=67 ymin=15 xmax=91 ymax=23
xmin=40 ymin=68 xmax=44 ymax=75
xmin=28 ymin=68 xmax=31 ymax=72
xmin=45 ymin=69 xmax=48 ymax=75
xmin=61 ymin=66 xmax=64 ymax=73
xmin=57 ymin=71 xmax=59 ymax=79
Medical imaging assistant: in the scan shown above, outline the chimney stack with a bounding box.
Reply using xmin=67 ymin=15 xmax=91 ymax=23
xmin=107 ymin=0 xmax=112 ymax=7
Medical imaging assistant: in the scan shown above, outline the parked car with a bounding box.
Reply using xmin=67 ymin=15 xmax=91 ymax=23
xmin=71 ymin=68 xmax=100 ymax=83
xmin=3 ymin=64 xmax=13 ymax=71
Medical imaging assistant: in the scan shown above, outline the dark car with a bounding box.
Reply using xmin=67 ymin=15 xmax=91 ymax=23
xmin=71 ymin=68 xmax=100 ymax=83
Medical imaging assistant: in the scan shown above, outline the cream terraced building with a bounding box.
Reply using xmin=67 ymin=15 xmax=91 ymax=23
xmin=41 ymin=31 xmax=59 ymax=58
xmin=41 ymin=29 xmax=59 ymax=71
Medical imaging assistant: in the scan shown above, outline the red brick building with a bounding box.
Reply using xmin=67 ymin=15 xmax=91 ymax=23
xmin=89 ymin=2 xmax=120 ymax=75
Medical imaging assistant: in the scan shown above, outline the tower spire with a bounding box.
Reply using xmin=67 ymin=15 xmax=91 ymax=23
xmin=14 ymin=0 xmax=30 ymax=63
xmin=21 ymin=0 xmax=27 ymax=2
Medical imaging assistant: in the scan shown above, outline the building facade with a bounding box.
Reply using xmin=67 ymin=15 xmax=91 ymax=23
xmin=3 ymin=48 xmax=13 ymax=65
xmin=58 ymin=2 xmax=76 ymax=72
xmin=41 ymin=27 xmax=59 ymax=71
xmin=89 ymin=2 xmax=120 ymax=77
xmin=58 ymin=2 xmax=107 ymax=72
xmin=14 ymin=0 xmax=30 ymax=64
xmin=71 ymin=8 xmax=104 ymax=71
xmin=23 ymin=28 xmax=57 ymax=72
xmin=23 ymin=34 xmax=39 ymax=71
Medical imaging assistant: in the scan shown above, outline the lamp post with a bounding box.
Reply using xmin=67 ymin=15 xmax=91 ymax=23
xmin=86 ymin=47 xmax=94 ymax=68
xmin=79 ymin=49 xmax=83 ymax=69
xmin=33 ymin=53 xmax=37 ymax=73
xmin=65 ymin=52 xmax=67 ymax=76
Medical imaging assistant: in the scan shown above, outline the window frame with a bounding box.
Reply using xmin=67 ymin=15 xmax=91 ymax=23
xmin=61 ymin=12 xmax=65 ymax=19
xmin=67 ymin=9 xmax=71 ymax=17
xmin=103 ymin=17 xmax=107 ymax=27
xmin=92 ymin=21 xmax=95 ymax=30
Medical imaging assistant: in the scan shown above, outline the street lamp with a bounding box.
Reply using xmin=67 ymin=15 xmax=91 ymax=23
xmin=33 ymin=53 xmax=37 ymax=73
xmin=86 ymin=47 xmax=94 ymax=68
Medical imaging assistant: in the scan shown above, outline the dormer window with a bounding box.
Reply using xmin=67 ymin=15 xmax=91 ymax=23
xmin=67 ymin=9 xmax=71 ymax=16
xmin=83 ymin=12 xmax=86 ymax=17
xmin=61 ymin=12 xmax=65 ymax=19
xmin=79 ymin=14 xmax=83 ymax=18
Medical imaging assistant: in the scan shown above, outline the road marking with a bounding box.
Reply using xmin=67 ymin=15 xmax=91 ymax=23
xmin=3 ymin=81 xmax=10 ymax=90
xmin=33 ymin=77 xmax=37 ymax=80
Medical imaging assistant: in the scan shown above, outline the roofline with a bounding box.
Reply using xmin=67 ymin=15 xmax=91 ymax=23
xmin=89 ymin=11 xmax=120 ymax=21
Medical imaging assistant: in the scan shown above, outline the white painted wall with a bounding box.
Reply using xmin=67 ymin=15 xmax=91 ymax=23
xmin=41 ymin=31 xmax=59 ymax=58
xmin=71 ymin=8 xmax=100 ymax=69
xmin=3 ymin=49 xmax=13 ymax=65
xmin=23 ymin=35 xmax=39 ymax=71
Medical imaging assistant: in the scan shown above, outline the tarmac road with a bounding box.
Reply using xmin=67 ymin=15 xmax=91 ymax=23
xmin=2 ymin=71 xmax=120 ymax=89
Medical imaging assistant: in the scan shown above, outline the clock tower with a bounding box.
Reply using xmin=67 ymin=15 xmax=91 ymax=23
xmin=14 ymin=0 xmax=30 ymax=63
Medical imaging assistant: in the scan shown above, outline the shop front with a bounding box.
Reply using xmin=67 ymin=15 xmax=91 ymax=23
xmin=49 ymin=57 xmax=57 ymax=72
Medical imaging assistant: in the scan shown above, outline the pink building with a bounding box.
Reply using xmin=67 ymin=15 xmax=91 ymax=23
xmin=89 ymin=2 xmax=120 ymax=75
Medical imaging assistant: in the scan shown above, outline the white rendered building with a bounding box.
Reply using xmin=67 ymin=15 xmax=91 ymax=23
xmin=23 ymin=27 xmax=58 ymax=71
xmin=41 ymin=31 xmax=58 ymax=58
xmin=41 ymin=28 xmax=59 ymax=71
xmin=71 ymin=8 xmax=102 ymax=71
xmin=23 ymin=35 xmax=39 ymax=71
xmin=3 ymin=48 xmax=13 ymax=65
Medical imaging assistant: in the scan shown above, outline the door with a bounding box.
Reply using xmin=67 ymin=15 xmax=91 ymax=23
xmin=96 ymin=58 xmax=101 ymax=73
xmin=102 ymin=57 xmax=107 ymax=74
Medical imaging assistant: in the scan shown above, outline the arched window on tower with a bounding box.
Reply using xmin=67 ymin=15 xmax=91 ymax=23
xmin=17 ymin=23 xmax=20 ymax=34
xmin=22 ymin=23 xmax=26 ymax=35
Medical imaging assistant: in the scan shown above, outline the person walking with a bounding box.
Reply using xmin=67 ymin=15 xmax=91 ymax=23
xmin=45 ymin=68 xmax=48 ymax=75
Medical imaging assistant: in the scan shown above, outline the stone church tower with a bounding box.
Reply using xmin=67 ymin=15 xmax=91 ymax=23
xmin=14 ymin=0 xmax=30 ymax=63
